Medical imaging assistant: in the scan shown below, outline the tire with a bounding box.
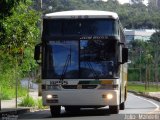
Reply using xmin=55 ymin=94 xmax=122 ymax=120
xmin=65 ymin=106 xmax=80 ymax=113
xmin=50 ymin=106 xmax=61 ymax=117
xmin=120 ymin=102 xmax=125 ymax=110
xmin=109 ymin=105 xmax=119 ymax=114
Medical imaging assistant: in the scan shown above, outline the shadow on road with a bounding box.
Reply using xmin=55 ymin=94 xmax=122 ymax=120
xmin=18 ymin=108 xmax=113 ymax=119
xmin=57 ymin=108 xmax=111 ymax=118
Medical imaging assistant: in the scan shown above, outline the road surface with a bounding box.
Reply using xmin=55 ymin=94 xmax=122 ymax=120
xmin=18 ymin=93 xmax=160 ymax=120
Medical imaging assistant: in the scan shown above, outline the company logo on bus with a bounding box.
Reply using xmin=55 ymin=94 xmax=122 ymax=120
xmin=50 ymin=80 xmax=68 ymax=85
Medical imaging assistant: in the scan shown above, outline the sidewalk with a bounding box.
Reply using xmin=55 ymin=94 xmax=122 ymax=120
xmin=148 ymin=92 xmax=160 ymax=99
xmin=0 ymin=89 xmax=39 ymax=117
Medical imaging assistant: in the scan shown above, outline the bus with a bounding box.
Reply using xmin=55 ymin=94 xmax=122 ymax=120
xmin=34 ymin=10 xmax=128 ymax=117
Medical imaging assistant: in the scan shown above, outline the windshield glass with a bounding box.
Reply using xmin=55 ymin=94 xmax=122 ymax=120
xmin=43 ymin=41 xmax=79 ymax=79
xmin=43 ymin=19 xmax=115 ymax=36
xmin=80 ymin=40 xmax=116 ymax=78
xmin=43 ymin=39 xmax=117 ymax=79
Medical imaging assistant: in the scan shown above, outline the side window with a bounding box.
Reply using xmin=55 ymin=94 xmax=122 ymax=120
xmin=119 ymin=27 xmax=125 ymax=43
xmin=115 ymin=20 xmax=119 ymax=36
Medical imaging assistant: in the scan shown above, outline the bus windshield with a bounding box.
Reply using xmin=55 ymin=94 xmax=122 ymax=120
xmin=42 ymin=39 xmax=118 ymax=79
xmin=43 ymin=19 xmax=116 ymax=36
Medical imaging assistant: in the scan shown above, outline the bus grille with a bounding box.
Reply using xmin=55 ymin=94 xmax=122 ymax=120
xmin=62 ymin=85 xmax=98 ymax=89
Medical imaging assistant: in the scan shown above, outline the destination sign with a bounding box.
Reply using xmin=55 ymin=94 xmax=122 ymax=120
xmin=80 ymin=36 xmax=109 ymax=40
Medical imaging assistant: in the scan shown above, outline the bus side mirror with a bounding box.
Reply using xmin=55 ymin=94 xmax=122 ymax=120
xmin=122 ymin=48 xmax=128 ymax=64
xmin=34 ymin=44 xmax=41 ymax=64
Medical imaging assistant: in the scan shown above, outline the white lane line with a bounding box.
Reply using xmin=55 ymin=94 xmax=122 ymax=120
xmin=128 ymin=93 xmax=160 ymax=113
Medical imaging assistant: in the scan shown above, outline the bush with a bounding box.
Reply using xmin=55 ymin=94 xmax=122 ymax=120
xmin=37 ymin=98 xmax=43 ymax=109
xmin=19 ymin=95 xmax=36 ymax=107
xmin=19 ymin=96 xmax=48 ymax=109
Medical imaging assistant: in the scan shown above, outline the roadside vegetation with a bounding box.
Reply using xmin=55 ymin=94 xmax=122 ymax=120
xmin=40 ymin=0 xmax=160 ymax=29
xmin=0 ymin=0 xmax=40 ymax=100
xmin=1 ymin=85 xmax=27 ymax=100
xmin=128 ymin=82 xmax=160 ymax=93
xmin=19 ymin=96 xmax=48 ymax=109
xmin=19 ymin=96 xmax=36 ymax=107
xmin=128 ymin=31 xmax=160 ymax=90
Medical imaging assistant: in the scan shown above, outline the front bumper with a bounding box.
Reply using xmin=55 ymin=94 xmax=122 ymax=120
xmin=42 ymin=89 xmax=119 ymax=106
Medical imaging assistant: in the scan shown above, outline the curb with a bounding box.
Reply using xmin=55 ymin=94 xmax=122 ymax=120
xmin=128 ymin=90 xmax=160 ymax=102
xmin=0 ymin=108 xmax=30 ymax=118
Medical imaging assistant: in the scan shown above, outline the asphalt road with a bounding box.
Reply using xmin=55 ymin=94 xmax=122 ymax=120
xmin=18 ymin=93 xmax=160 ymax=120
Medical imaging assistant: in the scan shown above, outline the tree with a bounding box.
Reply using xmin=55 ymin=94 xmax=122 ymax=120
xmin=0 ymin=0 xmax=26 ymax=43
xmin=150 ymin=31 xmax=160 ymax=88
xmin=0 ymin=0 xmax=40 ymax=99
xmin=39 ymin=0 xmax=160 ymax=29
xmin=128 ymin=39 xmax=153 ymax=87
xmin=0 ymin=0 xmax=26 ymax=18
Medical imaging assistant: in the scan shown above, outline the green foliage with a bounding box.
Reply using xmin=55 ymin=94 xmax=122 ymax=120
xmin=19 ymin=97 xmax=48 ymax=109
xmin=2 ymin=0 xmax=40 ymax=46
xmin=128 ymin=67 xmax=158 ymax=82
xmin=0 ymin=0 xmax=26 ymax=43
xmin=0 ymin=66 xmax=27 ymax=100
xmin=37 ymin=98 xmax=48 ymax=109
xmin=37 ymin=98 xmax=43 ymax=109
xmin=0 ymin=0 xmax=26 ymax=18
xmin=39 ymin=0 xmax=160 ymax=29
xmin=128 ymin=82 xmax=160 ymax=92
xmin=128 ymin=69 xmax=140 ymax=81
xmin=0 ymin=0 xmax=40 ymax=99
xmin=128 ymin=31 xmax=160 ymax=82
xmin=1 ymin=86 xmax=27 ymax=100
xmin=19 ymin=95 xmax=36 ymax=107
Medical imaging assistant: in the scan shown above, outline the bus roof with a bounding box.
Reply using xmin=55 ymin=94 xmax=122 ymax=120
xmin=44 ymin=10 xmax=119 ymax=19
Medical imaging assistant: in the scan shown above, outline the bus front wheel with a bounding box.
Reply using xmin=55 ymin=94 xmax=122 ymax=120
xmin=50 ymin=106 xmax=61 ymax=117
xmin=109 ymin=105 xmax=119 ymax=114
xmin=120 ymin=102 xmax=125 ymax=110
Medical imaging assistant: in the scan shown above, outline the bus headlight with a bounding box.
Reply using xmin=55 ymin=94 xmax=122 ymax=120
xmin=46 ymin=94 xmax=52 ymax=99
xmin=102 ymin=93 xmax=113 ymax=100
xmin=107 ymin=93 xmax=113 ymax=100
xmin=46 ymin=94 xmax=58 ymax=99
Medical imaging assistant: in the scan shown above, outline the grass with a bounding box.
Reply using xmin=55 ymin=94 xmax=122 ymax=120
xmin=128 ymin=82 xmax=160 ymax=93
xmin=37 ymin=98 xmax=48 ymax=109
xmin=19 ymin=96 xmax=48 ymax=109
xmin=19 ymin=95 xmax=36 ymax=107
xmin=0 ymin=86 xmax=27 ymax=100
xmin=0 ymin=68 xmax=27 ymax=100
xmin=37 ymin=98 xmax=44 ymax=109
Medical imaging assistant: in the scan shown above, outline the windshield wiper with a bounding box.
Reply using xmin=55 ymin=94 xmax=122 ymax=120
xmin=81 ymin=47 xmax=99 ymax=79
xmin=60 ymin=46 xmax=72 ymax=80
xmin=85 ymin=61 xmax=99 ymax=79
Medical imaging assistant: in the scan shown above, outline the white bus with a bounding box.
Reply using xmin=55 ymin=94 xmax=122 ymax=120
xmin=34 ymin=10 xmax=128 ymax=117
